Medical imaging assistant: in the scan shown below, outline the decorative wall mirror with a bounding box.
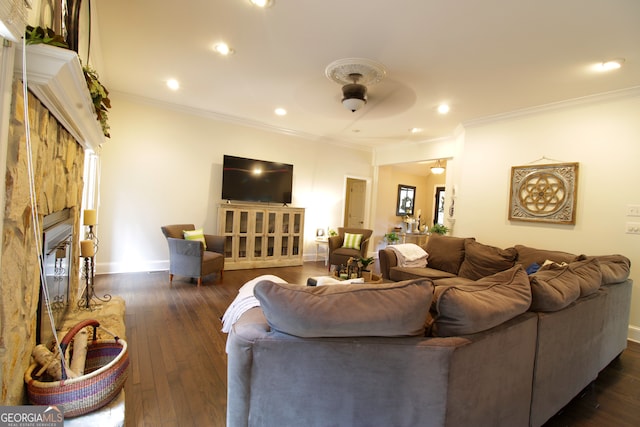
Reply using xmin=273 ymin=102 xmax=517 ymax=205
xmin=434 ymin=186 xmax=446 ymax=225
xmin=396 ymin=185 xmax=416 ymax=216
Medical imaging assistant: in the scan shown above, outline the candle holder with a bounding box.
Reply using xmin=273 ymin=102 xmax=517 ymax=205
xmin=77 ymin=254 xmax=111 ymax=310
xmin=77 ymin=213 xmax=110 ymax=310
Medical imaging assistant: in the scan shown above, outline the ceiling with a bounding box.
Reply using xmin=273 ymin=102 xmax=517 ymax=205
xmin=93 ymin=0 xmax=640 ymax=150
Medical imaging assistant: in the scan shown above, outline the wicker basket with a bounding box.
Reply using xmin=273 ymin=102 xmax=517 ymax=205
xmin=24 ymin=319 xmax=129 ymax=417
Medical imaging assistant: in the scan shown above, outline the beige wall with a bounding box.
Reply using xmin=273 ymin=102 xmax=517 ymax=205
xmin=370 ymin=90 xmax=640 ymax=340
xmin=96 ymin=93 xmax=374 ymax=274
xmin=452 ymin=91 xmax=640 ymax=340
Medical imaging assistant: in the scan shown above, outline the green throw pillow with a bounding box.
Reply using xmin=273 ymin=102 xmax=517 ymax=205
xmin=184 ymin=228 xmax=207 ymax=249
xmin=342 ymin=233 xmax=363 ymax=250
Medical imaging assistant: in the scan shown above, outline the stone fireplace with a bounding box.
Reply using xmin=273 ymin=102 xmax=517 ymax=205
xmin=0 ymin=42 xmax=102 ymax=404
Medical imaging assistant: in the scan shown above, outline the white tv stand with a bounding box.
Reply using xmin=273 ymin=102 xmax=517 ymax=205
xmin=217 ymin=203 xmax=305 ymax=270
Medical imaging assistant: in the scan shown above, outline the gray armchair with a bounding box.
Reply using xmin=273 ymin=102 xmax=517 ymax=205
xmin=161 ymin=224 xmax=225 ymax=286
xmin=328 ymin=227 xmax=373 ymax=270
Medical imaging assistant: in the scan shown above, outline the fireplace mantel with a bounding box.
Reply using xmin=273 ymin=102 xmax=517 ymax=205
xmin=13 ymin=43 xmax=105 ymax=151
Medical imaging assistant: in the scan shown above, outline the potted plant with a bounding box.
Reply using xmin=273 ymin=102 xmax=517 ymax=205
xmin=429 ymin=224 xmax=450 ymax=235
xmin=384 ymin=232 xmax=400 ymax=245
xmin=358 ymin=256 xmax=375 ymax=280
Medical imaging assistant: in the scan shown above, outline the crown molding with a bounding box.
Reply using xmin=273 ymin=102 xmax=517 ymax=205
xmin=14 ymin=43 xmax=105 ymax=151
xmin=463 ymin=86 xmax=640 ymax=129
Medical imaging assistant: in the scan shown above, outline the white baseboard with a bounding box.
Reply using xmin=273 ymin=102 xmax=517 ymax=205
xmin=628 ymin=324 xmax=640 ymax=343
xmin=96 ymin=260 xmax=168 ymax=275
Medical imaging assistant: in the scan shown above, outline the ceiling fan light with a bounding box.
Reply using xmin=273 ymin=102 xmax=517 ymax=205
xmin=342 ymin=97 xmax=366 ymax=112
xmin=341 ymin=82 xmax=367 ymax=112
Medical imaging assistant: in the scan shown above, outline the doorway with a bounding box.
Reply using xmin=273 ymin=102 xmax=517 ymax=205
xmin=344 ymin=178 xmax=366 ymax=228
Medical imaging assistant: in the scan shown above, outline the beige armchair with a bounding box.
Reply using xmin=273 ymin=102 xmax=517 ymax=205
xmin=161 ymin=224 xmax=225 ymax=286
xmin=328 ymin=227 xmax=373 ymax=270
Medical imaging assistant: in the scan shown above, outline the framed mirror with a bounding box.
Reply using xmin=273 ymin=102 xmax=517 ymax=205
xmin=434 ymin=186 xmax=446 ymax=225
xmin=396 ymin=185 xmax=416 ymax=216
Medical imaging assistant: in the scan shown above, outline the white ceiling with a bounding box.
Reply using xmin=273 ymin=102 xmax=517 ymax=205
xmin=93 ymin=0 xmax=640 ymax=150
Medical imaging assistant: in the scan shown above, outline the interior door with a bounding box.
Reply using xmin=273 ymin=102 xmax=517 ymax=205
xmin=345 ymin=178 xmax=366 ymax=228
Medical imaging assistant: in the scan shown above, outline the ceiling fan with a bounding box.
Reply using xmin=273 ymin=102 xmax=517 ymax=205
xmin=325 ymin=58 xmax=387 ymax=112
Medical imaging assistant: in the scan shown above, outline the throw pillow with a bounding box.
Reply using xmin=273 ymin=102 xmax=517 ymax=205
xmin=458 ymin=240 xmax=518 ymax=280
xmin=424 ymin=235 xmax=475 ymax=275
xmin=254 ymin=279 xmax=434 ymax=338
xmin=342 ymin=233 xmax=363 ymax=250
xmin=528 ymin=264 xmax=580 ymax=312
xmin=430 ymin=265 xmax=532 ymax=337
xmin=184 ymin=228 xmax=207 ymax=249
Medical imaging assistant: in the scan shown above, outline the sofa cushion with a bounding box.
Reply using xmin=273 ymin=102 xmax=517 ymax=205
xmin=529 ymin=264 xmax=581 ymax=312
xmin=342 ymin=232 xmax=363 ymax=249
xmin=390 ymin=266 xmax=457 ymax=282
xmin=458 ymin=241 xmax=518 ymax=280
xmin=585 ymin=254 xmax=631 ymax=284
xmin=515 ymin=244 xmax=579 ymax=271
xmin=569 ymin=258 xmax=602 ymax=296
xmin=430 ymin=265 xmax=531 ymax=337
xmin=331 ymin=247 xmax=360 ymax=258
xmin=424 ymin=235 xmax=474 ymax=275
xmin=254 ymin=279 xmax=434 ymax=338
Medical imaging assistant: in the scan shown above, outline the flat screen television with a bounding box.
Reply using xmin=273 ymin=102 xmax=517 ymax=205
xmin=222 ymin=155 xmax=293 ymax=204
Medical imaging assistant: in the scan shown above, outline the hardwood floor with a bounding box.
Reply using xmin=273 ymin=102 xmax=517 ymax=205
xmin=94 ymin=262 xmax=640 ymax=427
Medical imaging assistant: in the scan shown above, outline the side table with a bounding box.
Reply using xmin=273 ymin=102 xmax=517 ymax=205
xmin=315 ymin=237 xmax=328 ymax=265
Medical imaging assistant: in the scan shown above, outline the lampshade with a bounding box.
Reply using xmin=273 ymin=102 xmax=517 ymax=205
xmin=431 ymin=160 xmax=445 ymax=175
xmin=341 ymin=82 xmax=367 ymax=112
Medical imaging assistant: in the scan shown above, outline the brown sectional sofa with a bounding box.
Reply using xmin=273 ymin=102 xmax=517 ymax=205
xmin=226 ymin=235 xmax=632 ymax=427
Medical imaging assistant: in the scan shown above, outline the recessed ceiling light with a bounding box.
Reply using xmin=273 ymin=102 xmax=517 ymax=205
xmin=275 ymin=108 xmax=287 ymax=116
xmin=594 ymin=58 xmax=625 ymax=72
xmin=409 ymin=128 xmax=422 ymax=133
xmin=166 ymin=79 xmax=180 ymax=90
xmin=250 ymin=0 xmax=274 ymax=7
xmin=213 ymin=42 xmax=234 ymax=56
xmin=437 ymin=103 xmax=450 ymax=114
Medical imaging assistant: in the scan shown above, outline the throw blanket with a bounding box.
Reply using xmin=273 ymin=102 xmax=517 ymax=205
xmin=388 ymin=243 xmax=428 ymax=268
xmin=221 ymin=274 xmax=287 ymax=334
xmin=311 ymin=276 xmax=365 ymax=286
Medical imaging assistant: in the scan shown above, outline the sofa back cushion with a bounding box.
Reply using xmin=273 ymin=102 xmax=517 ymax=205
xmin=515 ymin=244 xmax=579 ymax=271
xmin=529 ymin=264 xmax=581 ymax=312
xmin=570 ymin=258 xmax=603 ymax=297
xmin=430 ymin=265 xmax=532 ymax=337
xmin=424 ymin=235 xmax=474 ymax=275
xmin=254 ymin=279 xmax=434 ymax=338
xmin=585 ymin=254 xmax=631 ymax=284
xmin=458 ymin=240 xmax=518 ymax=280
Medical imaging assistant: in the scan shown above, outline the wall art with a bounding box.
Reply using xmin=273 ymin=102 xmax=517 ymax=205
xmin=508 ymin=162 xmax=579 ymax=224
